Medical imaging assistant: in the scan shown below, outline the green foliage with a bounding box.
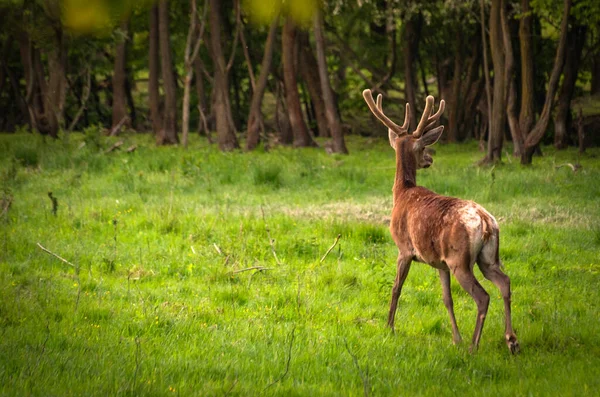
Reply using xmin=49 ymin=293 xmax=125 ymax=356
xmin=0 ymin=134 xmax=599 ymax=395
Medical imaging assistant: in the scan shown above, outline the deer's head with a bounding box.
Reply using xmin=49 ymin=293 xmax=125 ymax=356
xmin=363 ymin=90 xmax=445 ymax=169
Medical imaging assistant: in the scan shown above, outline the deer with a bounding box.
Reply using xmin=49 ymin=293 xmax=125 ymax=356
xmin=363 ymin=89 xmax=519 ymax=354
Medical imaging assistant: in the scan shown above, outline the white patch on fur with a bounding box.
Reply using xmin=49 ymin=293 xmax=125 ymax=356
xmin=459 ymin=203 xmax=485 ymax=266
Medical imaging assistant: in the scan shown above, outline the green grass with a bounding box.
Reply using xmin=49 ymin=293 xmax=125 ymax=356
xmin=1 ymin=132 xmax=599 ymax=395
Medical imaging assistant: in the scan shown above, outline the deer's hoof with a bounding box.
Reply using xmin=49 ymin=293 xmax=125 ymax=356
xmin=506 ymin=335 xmax=520 ymax=354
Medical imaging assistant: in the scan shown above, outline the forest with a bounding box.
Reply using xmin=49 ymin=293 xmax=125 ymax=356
xmin=1 ymin=0 xmax=599 ymax=163
xmin=1 ymin=0 xmax=600 ymax=395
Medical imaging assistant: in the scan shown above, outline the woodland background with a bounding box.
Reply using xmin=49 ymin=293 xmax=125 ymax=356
xmin=1 ymin=0 xmax=600 ymax=163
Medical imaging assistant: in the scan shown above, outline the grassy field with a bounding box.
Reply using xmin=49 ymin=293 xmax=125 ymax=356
xmin=1 ymin=132 xmax=599 ymax=396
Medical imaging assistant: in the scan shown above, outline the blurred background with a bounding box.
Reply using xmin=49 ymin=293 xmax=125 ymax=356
xmin=0 ymin=0 xmax=599 ymax=163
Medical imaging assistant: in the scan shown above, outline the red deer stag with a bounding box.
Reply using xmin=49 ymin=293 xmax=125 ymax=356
xmin=363 ymin=89 xmax=519 ymax=353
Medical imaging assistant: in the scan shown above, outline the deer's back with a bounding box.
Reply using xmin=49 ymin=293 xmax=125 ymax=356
xmin=390 ymin=187 xmax=498 ymax=269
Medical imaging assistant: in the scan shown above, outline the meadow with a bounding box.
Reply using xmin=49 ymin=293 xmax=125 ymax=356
xmin=0 ymin=132 xmax=599 ymax=396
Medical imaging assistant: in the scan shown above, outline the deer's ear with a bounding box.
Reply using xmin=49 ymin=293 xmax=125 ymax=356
xmin=415 ymin=125 xmax=444 ymax=149
xmin=389 ymin=129 xmax=399 ymax=149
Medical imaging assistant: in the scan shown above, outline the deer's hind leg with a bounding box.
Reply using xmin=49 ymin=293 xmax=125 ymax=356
xmin=388 ymin=253 xmax=413 ymax=330
xmin=439 ymin=269 xmax=462 ymax=344
xmin=477 ymin=241 xmax=520 ymax=354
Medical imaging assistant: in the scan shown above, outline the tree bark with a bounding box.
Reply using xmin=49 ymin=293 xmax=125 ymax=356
xmin=282 ymin=16 xmax=317 ymax=147
xmin=46 ymin=25 xmax=67 ymax=136
xmin=518 ymin=0 xmax=535 ymax=138
xmin=111 ymin=19 xmax=130 ymax=130
xmin=210 ymin=0 xmax=238 ymax=150
xmin=485 ymin=0 xmax=506 ymax=163
xmin=299 ymin=32 xmax=328 ymax=138
xmin=246 ymin=13 xmax=279 ymax=151
xmin=521 ymin=0 xmax=571 ymax=164
xmin=403 ymin=13 xmax=423 ymax=130
xmin=313 ymin=8 xmax=348 ymax=154
xmin=501 ymin=1 xmax=523 ymax=156
xmin=480 ymin=0 xmax=493 ymax=151
xmin=148 ymin=4 xmax=162 ymax=135
xmin=276 ymin=80 xmax=293 ymax=145
xmin=592 ymin=47 xmax=600 ymax=96
xmin=182 ymin=0 xmax=207 ymax=148
xmin=554 ymin=21 xmax=586 ymax=149
xmin=157 ymin=0 xmax=179 ymax=145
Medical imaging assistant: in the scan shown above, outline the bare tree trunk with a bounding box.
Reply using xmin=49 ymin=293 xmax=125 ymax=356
xmin=282 ymin=16 xmax=317 ymax=147
xmin=182 ymin=0 xmax=207 ymax=148
xmin=112 ymin=19 xmax=130 ymax=130
xmin=501 ymin=1 xmax=523 ymax=156
xmin=554 ymin=21 xmax=586 ymax=149
xmin=276 ymin=80 xmax=293 ymax=145
xmin=403 ymin=13 xmax=422 ymax=130
xmin=521 ymin=0 xmax=571 ymax=165
xmin=480 ymin=0 xmax=493 ymax=151
xmin=518 ymin=0 xmax=535 ymax=138
xmin=299 ymin=32 xmax=328 ymax=138
xmin=313 ymin=8 xmax=348 ymax=154
xmin=193 ymin=56 xmax=210 ymax=139
xmin=157 ymin=0 xmax=179 ymax=145
xmin=246 ymin=13 xmax=279 ymax=151
xmin=485 ymin=0 xmax=506 ymax=164
xmin=592 ymin=47 xmax=600 ymax=96
xmin=210 ymin=0 xmax=238 ymax=151
xmin=46 ymin=26 xmax=67 ymax=136
xmin=148 ymin=4 xmax=162 ymax=135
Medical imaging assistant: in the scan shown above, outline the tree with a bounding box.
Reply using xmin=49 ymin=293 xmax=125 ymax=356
xmin=298 ymin=32 xmax=328 ymax=138
xmin=282 ymin=16 xmax=317 ymax=147
xmin=484 ymin=0 xmax=506 ymax=164
xmin=520 ymin=0 xmax=571 ymax=164
xmin=246 ymin=12 xmax=279 ymax=151
xmin=313 ymin=7 xmax=348 ymax=154
xmin=402 ymin=11 xmax=423 ymax=131
xmin=210 ymin=0 xmax=238 ymax=151
xmin=157 ymin=0 xmax=179 ymax=145
xmin=111 ymin=19 xmax=131 ymax=130
xmin=554 ymin=19 xmax=586 ymax=149
xmin=148 ymin=4 xmax=162 ymax=136
xmin=182 ymin=0 xmax=207 ymax=148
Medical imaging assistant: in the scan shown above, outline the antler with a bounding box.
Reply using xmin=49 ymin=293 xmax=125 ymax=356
xmin=412 ymin=95 xmax=445 ymax=138
xmin=362 ymin=89 xmax=410 ymax=136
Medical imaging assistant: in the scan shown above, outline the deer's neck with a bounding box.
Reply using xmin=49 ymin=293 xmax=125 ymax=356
xmin=393 ymin=140 xmax=417 ymax=198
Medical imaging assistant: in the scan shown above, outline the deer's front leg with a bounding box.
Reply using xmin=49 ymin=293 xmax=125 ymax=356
xmin=388 ymin=254 xmax=413 ymax=330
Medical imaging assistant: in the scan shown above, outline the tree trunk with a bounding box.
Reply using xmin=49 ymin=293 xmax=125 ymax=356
xmin=484 ymin=0 xmax=506 ymax=164
xmin=518 ymin=0 xmax=535 ymax=138
xmin=210 ymin=0 xmax=238 ymax=150
xmin=148 ymin=4 xmax=162 ymax=135
xmin=554 ymin=21 xmax=586 ymax=149
xmin=447 ymin=27 xmax=464 ymax=142
xmin=299 ymin=32 xmax=328 ymax=138
xmin=46 ymin=26 xmax=67 ymax=136
xmin=313 ymin=8 xmax=348 ymax=154
xmin=193 ymin=56 xmax=210 ymax=138
xmin=157 ymin=0 xmax=179 ymax=145
xmin=480 ymin=0 xmax=493 ymax=150
xmin=111 ymin=19 xmax=130 ymax=130
xmin=403 ymin=13 xmax=422 ymax=130
xmin=521 ymin=0 xmax=571 ymax=165
xmin=592 ymin=47 xmax=600 ymax=96
xmin=501 ymin=1 xmax=523 ymax=156
xmin=282 ymin=16 xmax=316 ymax=147
xmin=276 ymin=80 xmax=293 ymax=145
xmin=246 ymin=13 xmax=279 ymax=151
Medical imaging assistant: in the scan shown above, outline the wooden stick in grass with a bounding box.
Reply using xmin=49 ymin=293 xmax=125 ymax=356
xmin=37 ymin=243 xmax=77 ymax=268
xmin=320 ymin=234 xmax=341 ymax=263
